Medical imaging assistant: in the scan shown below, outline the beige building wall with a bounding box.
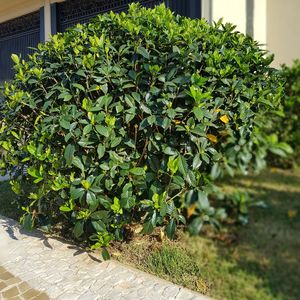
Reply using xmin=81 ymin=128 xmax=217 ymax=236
xmin=211 ymin=0 xmax=246 ymax=33
xmin=204 ymin=0 xmax=267 ymax=46
xmin=267 ymin=0 xmax=300 ymax=67
xmin=202 ymin=0 xmax=300 ymax=67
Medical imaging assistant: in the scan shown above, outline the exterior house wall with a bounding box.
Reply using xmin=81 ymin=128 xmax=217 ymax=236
xmin=202 ymin=0 xmax=300 ymax=67
xmin=212 ymin=0 xmax=246 ymax=34
xmin=0 ymin=0 xmax=64 ymax=40
xmin=202 ymin=0 xmax=267 ymax=47
xmin=267 ymin=0 xmax=300 ymax=67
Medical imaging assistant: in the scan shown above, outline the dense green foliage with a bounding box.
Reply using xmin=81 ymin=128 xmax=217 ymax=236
xmin=270 ymin=60 xmax=300 ymax=167
xmin=0 ymin=4 xmax=286 ymax=254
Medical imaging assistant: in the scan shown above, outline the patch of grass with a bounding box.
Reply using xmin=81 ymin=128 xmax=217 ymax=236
xmin=0 ymin=181 xmax=22 ymax=220
xmin=113 ymin=168 xmax=300 ymax=300
xmin=145 ymin=245 xmax=205 ymax=291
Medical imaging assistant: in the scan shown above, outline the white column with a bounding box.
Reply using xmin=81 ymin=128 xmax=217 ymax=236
xmin=201 ymin=0 xmax=212 ymax=22
xmin=44 ymin=0 xmax=51 ymax=41
xmin=253 ymin=0 xmax=267 ymax=48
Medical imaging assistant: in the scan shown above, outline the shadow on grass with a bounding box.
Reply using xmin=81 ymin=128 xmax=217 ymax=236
xmin=215 ymin=171 xmax=300 ymax=300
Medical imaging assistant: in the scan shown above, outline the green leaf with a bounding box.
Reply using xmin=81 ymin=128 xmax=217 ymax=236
xmin=70 ymin=186 xmax=85 ymax=200
xmin=111 ymin=197 xmax=123 ymax=214
xmin=86 ymin=191 xmax=97 ymax=206
xmin=73 ymin=221 xmax=84 ymax=239
xmin=132 ymin=92 xmax=141 ymax=103
xmin=211 ymin=163 xmax=221 ymax=180
xmin=91 ymin=220 xmax=106 ymax=232
xmin=178 ymin=155 xmax=188 ymax=177
xmin=186 ymin=170 xmax=197 ymax=187
xmin=11 ymin=54 xmax=20 ymax=64
xmin=83 ymin=124 xmax=93 ymax=135
xmin=192 ymin=154 xmax=202 ymax=170
xmin=167 ymin=156 xmax=179 ymax=175
xmin=64 ymin=144 xmax=75 ymax=165
xmin=197 ymin=191 xmax=210 ymax=210
xmin=193 ymin=107 xmax=204 ymax=121
xmin=27 ymin=167 xmax=40 ymax=178
xmin=60 ymin=119 xmax=71 ymax=130
xmin=137 ymin=46 xmax=150 ymax=59
xmin=101 ymin=248 xmax=110 ymax=261
xmin=129 ymin=167 xmax=145 ymax=176
xmin=90 ymin=210 xmax=109 ymax=221
xmin=98 ymin=196 xmax=112 ymax=210
xmin=140 ymin=103 xmax=151 ymax=114
xmin=269 ymin=147 xmax=286 ymax=157
xmin=172 ymin=45 xmax=180 ymax=53
xmin=143 ymin=220 xmax=154 ymax=234
xmin=188 ymin=217 xmax=203 ymax=235
xmin=59 ymin=206 xmax=72 ymax=212
xmin=165 ymin=219 xmax=176 ymax=239
xmin=59 ymin=92 xmax=72 ymax=102
xmin=276 ymin=143 xmax=293 ymax=154
xmin=160 ymin=201 xmax=168 ymax=218
xmin=95 ymin=125 xmax=109 ymax=137
xmin=72 ymin=156 xmax=85 ymax=172
xmin=163 ymin=147 xmax=177 ymax=155
xmin=97 ymin=144 xmax=105 ymax=159
xmin=120 ymin=197 xmax=135 ymax=209
xmin=76 ymin=69 xmax=86 ymax=77
xmin=81 ymin=179 xmax=91 ymax=190
xmin=72 ymin=83 xmax=86 ymax=92
xmin=23 ymin=214 xmax=33 ymax=231
xmin=178 ymin=215 xmax=186 ymax=225
xmin=269 ymin=142 xmax=293 ymax=157
xmin=111 ymin=137 xmax=122 ymax=148
xmin=167 ymin=201 xmax=176 ymax=216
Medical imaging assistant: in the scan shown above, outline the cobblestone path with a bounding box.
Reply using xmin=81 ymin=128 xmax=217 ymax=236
xmin=0 ymin=266 xmax=49 ymax=300
xmin=0 ymin=216 xmax=210 ymax=300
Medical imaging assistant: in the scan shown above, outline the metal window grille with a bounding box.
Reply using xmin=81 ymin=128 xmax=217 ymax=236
xmin=56 ymin=0 xmax=163 ymax=32
xmin=0 ymin=11 xmax=40 ymax=83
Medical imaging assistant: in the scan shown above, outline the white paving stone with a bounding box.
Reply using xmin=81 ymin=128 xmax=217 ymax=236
xmin=0 ymin=216 xmax=211 ymax=300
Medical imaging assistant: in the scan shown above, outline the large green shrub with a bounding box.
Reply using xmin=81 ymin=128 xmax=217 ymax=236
xmin=0 ymin=4 xmax=285 ymax=253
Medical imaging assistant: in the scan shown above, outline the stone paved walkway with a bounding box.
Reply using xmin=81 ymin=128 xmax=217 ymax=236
xmin=0 ymin=216 xmax=210 ymax=300
xmin=0 ymin=266 xmax=49 ymax=300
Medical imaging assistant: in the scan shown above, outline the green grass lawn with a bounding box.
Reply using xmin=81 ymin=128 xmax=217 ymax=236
xmin=0 ymin=169 xmax=299 ymax=299
xmin=112 ymin=168 xmax=300 ymax=300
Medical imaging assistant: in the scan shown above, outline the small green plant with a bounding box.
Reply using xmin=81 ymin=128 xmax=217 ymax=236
xmin=0 ymin=4 xmax=288 ymax=256
xmin=218 ymin=190 xmax=268 ymax=225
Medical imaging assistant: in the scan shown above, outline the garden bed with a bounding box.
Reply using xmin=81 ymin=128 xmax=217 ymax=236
xmin=1 ymin=168 xmax=299 ymax=299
